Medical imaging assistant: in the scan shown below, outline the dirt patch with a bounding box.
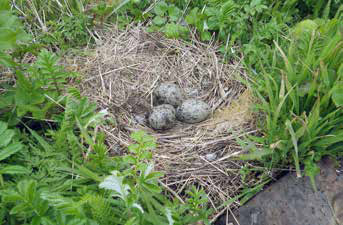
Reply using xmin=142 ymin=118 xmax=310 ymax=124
xmin=73 ymin=24 xmax=259 ymax=217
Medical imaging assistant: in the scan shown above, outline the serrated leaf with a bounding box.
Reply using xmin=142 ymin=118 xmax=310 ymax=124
xmin=99 ymin=171 xmax=130 ymax=200
xmin=153 ymin=16 xmax=167 ymax=26
xmin=185 ymin=8 xmax=199 ymax=25
xmin=154 ymin=2 xmax=168 ymax=16
xmin=144 ymin=163 xmax=154 ymax=178
xmin=168 ymin=6 xmax=182 ymax=22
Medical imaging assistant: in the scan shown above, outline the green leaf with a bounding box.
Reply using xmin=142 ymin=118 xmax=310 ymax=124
xmin=163 ymin=23 xmax=188 ymax=39
xmin=201 ymin=31 xmax=212 ymax=41
xmin=0 ymin=0 xmax=10 ymax=10
xmin=0 ymin=128 xmax=15 ymax=148
xmin=99 ymin=171 xmax=130 ymax=200
xmin=124 ymin=217 xmax=138 ymax=225
xmin=154 ymin=2 xmax=168 ymax=16
xmin=10 ymin=202 xmax=30 ymax=215
xmin=185 ymin=8 xmax=199 ymax=25
xmin=0 ymin=121 xmax=8 ymax=135
xmin=0 ymin=165 xmax=30 ymax=175
xmin=168 ymin=5 xmax=182 ymax=22
xmin=0 ymin=11 xmax=29 ymax=51
xmin=0 ymin=142 xmax=23 ymax=161
xmin=28 ymin=128 xmax=54 ymax=152
xmin=332 ymin=82 xmax=343 ymax=107
xmin=142 ymin=182 xmax=161 ymax=193
xmin=0 ymin=51 xmax=16 ymax=67
xmin=304 ymin=156 xmax=320 ymax=191
xmin=237 ymin=148 xmax=273 ymax=160
xmin=153 ymin=16 xmax=167 ymax=26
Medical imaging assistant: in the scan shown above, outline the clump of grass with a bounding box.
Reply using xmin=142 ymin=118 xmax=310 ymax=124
xmin=244 ymin=17 xmax=343 ymax=188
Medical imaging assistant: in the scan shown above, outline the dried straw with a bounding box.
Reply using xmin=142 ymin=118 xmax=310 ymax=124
xmin=73 ymin=24 xmax=260 ymax=217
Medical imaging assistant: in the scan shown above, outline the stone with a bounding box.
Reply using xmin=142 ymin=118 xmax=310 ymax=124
xmin=205 ymin=153 xmax=217 ymax=161
xmin=176 ymin=99 xmax=210 ymax=123
xmin=216 ymin=157 xmax=343 ymax=225
xmin=148 ymin=104 xmax=176 ymax=130
xmin=153 ymin=82 xmax=183 ymax=107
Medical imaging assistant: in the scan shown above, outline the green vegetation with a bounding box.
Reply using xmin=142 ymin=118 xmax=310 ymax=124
xmin=1 ymin=0 xmax=343 ymax=224
xmin=0 ymin=1 xmax=211 ymax=224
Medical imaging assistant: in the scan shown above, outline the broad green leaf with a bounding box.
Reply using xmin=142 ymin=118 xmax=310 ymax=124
xmin=154 ymin=2 xmax=168 ymax=16
xmin=153 ymin=16 xmax=167 ymax=26
xmin=0 ymin=0 xmax=10 ymax=10
xmin=142 ymin=182 xmax=162 ymax=193
xmin=10 ymin=202 xmax=30 ymax=215
xmin=0 ymin=128 xmax=15 ymax=148
xmin=0 ymin=121 xmax=7 ymax=135
xmin=31 ymin=216 xmax=42 ymax=225
xmin=0 ymin=165 xmax=30 ymax=175
xmin=99 ymin=171 xmax=130 ymax=200
xmin=163 ymin=23 xmax=188 ymax=39
xmin=0 ymin=142 xmax=23 ymax=161
xmin=185 ymin=8 xmax=199 ymax=25
xmin=168 ymin=5 xmax=182 ymax=22
xmin=0 ymin=11 xmax=29 ymax=51
xmin=0 ymin=189 xmax=22 ymax=202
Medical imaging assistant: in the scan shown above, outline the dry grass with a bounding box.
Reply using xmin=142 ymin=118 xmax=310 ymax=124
xmin=70 ymin=24 xmax=260 ymax=219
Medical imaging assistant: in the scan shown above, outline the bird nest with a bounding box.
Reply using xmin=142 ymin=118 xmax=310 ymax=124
xmin=74 ymin=24 xmax=259 ymax=220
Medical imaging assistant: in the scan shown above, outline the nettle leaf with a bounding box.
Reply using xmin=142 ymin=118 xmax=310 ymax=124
xmin=185 ymin=8 xmax=199 ymax=25
xmin=154 ymin=1 xmax=169 ymax=16
xmin=0 ymin=11 xmax=29 ymax=51
xmin=99 ymin=171 xmax=130 ymax=200
xmin=163 ymin=23 xmax=187 ymax=38
xmin=168 ymin=5 xmax=182 ymax=22
xmin=153 ymin=16 xmax=167 ymax=26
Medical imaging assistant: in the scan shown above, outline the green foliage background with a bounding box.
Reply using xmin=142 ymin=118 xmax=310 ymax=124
xmin=1 ymin=0 xmax=343 ymax=224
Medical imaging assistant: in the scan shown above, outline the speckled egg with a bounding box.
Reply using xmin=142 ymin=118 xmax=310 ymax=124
xmin=149 ymin=104 xmax=176 ymax=130
xmin=176 ymin=99 xmax=210 ymax=123
xmin=153 ymin=82 xmax=183 ymax=107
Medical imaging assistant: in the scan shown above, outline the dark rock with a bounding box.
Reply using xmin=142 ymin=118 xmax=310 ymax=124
xmin=217 ymin=157 xmax=343 ymax=225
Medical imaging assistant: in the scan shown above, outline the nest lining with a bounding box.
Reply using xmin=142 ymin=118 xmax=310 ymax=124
xmin=73 ymin=24 xmax=260 ymax=219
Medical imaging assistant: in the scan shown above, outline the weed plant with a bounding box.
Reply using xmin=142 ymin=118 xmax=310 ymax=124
xmin=0 ymin=2 xmax=212 ymax=224
xmin=244 ymin=16 xmax=343 ymax=188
